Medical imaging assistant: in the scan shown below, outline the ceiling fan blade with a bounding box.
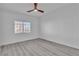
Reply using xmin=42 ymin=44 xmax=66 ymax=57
xmin=27 ymin=9 xmax=34 ymax=12
xmin=27 ymin=3 xmax=44 ymax=13
xmin=37 ymin=9 xmax=44 ymax=13
xmin=34 ymin=3 xmax=38 ymax=9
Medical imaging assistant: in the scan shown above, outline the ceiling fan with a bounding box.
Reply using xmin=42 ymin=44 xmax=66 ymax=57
xmin=27 ymin=3 xmax=44 ymax=13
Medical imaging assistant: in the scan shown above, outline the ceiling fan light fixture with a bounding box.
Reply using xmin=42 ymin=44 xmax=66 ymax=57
xmin=34 ymin=9 xmax=37 ymax=11
xmin=27 ymin=3 xmax=44 ymax=13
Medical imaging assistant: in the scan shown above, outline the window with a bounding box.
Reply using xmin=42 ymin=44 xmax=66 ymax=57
xmin=15 ymin=21 xmax=31 ymax=33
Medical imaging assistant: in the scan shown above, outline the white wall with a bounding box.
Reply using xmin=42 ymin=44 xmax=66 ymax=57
xmin=0 ymin=6 xmax=40 ymax=46
xmin=41 ymin=4 xmax=79 ymax=49
xmin=0 ymin=12 xmax=2 ymax=44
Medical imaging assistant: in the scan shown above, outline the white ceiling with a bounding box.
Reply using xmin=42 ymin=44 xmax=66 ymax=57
xmin=1 ymin=3 xmax=71 ymax=17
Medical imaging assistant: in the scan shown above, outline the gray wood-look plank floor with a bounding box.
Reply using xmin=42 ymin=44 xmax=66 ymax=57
xmin=0 ymin=38 xmax=79 ymax=56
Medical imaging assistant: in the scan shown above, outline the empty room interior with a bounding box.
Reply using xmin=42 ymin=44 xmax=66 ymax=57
xmin=0 ymin=3 xmax=79 ymax=56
